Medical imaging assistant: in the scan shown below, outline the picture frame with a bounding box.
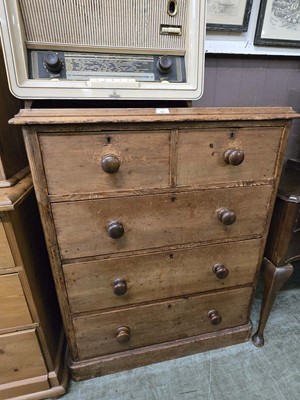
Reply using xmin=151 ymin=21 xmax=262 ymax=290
xmin=254 ymin=0 xmax=300 ymax=47
xmin=206 ymin=0 xmax=253 ymax=32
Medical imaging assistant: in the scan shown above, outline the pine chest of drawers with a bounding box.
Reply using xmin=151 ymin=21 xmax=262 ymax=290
xmin=0 ymin=174 xmax=68 ymax=399
xmin=11 ymin=107 xmax=299 ymax=381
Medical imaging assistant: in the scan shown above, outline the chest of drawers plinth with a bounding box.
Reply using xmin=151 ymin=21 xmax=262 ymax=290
xmin=11 ymin=107 xmax=299 ymax=381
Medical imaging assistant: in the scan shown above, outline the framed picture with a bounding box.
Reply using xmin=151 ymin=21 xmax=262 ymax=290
xmin=206 ymin=0 xmax=253 ymax=31
xmin=255 ymin=0 xmax=300 ymax=47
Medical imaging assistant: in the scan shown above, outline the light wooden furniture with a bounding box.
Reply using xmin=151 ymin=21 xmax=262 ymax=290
xmin=0 ymin=47 xmax=28 ymax=188
xmin=252 ymin=158 xmax=300 ymax=347
xmin=0 ymin=174 xmax=68 ymax=399
xmin=11 ymin=106 xmax=298 ymax=381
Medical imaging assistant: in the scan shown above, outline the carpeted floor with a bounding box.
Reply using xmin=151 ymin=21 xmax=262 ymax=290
xmin=56 ymin=268 xmax=300 ymax=400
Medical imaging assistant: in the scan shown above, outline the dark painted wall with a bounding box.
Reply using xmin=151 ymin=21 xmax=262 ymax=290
xmin=194 ymin=55 xmax=300 ymax=160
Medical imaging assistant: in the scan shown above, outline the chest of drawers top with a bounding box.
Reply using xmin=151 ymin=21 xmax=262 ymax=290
xmin=12 ymin=106 xmax=298 ymax=202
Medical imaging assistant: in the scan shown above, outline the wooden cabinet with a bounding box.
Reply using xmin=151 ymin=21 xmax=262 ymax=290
xmin=252 ymin=159 xmax=300 ymax=346
xmin=12 ymin=106 xmax=299 ymax=381
xmin=0 ymin=174 xmax=68 ymax=399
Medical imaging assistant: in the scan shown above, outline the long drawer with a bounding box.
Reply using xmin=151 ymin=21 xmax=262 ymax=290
xmin=73 ymin=286 xmax=252 ymax=359
xmin=0 ymin=274 xmax=32 ymax=331
xmin=39 ymin=130 xmax=171 ymax=195
xmin=52 ymin=185 xmax=273 ymax=260
xmin=0 ymin=329 xmax=48 ymax=386
xmin=64 ymin=239 xmax=261 ymax=314
xmin=177 ymin=127 xmax=282 ymax=186
xmin=0 ymin=219 xmax=15 ymax=272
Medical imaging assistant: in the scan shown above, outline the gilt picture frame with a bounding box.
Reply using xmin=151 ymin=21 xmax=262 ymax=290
xmin=254 ymin=0 xmax=300 ymax=47
xmin=206 ymin=0 xmax=253 ymax=31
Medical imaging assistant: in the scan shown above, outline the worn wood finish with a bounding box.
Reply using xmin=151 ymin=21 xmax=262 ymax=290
xmin=39 ymin=131 xmax=171 ymax=196
xmin=64 ymin=239 xmax=261 ymax=314
xmin=0 ymin=219 xmax=14 ymax=272
xmin=0 ymin=274 xmax=32 ymax=331
xmin=38 ymin=126 xmax=284 ymax=198
xmin=52 ymin=185 xmax=272 ymax=260
xmin=177 ymin=127 xmax=283 ymax=186
xmin=15 ymin=107 xmax=298 ymax=380
xmin=73 ymin=287 xmax=252 ymax=360
xmin=0 ymin=329 xmax=48 ymax=386
xmin=22 ymin=128 xmax=79 ymax=361
xmin=0 ymin=173 xmax=33 ymax=211
xmin=10 ymin=106 xmax=299 ymax=126
xmin=70 ymin=322 xmax=252 ymax=381
xmin=0 ymin=175 xmax=68 ymax=398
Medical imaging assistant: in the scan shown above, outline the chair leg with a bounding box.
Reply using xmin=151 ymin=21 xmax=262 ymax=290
xmin=252 ymin=257 xmax=293 ymax=347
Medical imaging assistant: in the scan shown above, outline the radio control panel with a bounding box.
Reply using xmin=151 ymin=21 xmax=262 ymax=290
xmin=28 ymin=51 xmax=186 ymax=83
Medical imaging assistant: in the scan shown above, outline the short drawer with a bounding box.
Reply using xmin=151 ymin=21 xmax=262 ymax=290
xmin=0 ymin=329 xmax=48 ymax=386
xmin=177 ymin=127 xmax=283 ymax=186
xmin=73 ymin=286 xmax=252 ymax=359
xmin=0 ymin=274 xmax=32 ymax=331
xmin=39 ymin=130 xmax=170 ymax=195
xmin=64 ymin=239 xmax=261 ymax=314
xmin=52 ymin=185 xmax=273 ymax=260
xmin=0 ymin=219 xmax=15 ymax=272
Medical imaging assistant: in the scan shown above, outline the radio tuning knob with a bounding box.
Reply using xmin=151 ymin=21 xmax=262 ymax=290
xmin=157 ymin=56 xmax=173 ymax=73
xmin=44 ymin=51 xmax=63 ymax=74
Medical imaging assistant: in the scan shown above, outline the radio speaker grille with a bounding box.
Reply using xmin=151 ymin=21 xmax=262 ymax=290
xmin=18 ymin=0 xmax=188 ymax=51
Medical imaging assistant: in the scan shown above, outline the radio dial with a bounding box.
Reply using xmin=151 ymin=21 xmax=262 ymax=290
xmin=44 ymin=52 xmax=63 ymax=74
xmin=157 ymin=56 xmax=173 ymax=73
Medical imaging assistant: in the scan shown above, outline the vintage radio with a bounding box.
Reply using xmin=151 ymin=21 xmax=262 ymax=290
xmin=0 ymin=0 xmax=206 ymax=101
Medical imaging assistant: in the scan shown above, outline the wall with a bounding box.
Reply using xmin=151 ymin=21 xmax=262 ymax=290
xmin=194 ymin=55 xmax=300 ymax=159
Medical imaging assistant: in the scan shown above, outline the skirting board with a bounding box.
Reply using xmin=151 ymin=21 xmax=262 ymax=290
xmin=69 ymin=322 xmax=252 ymax=381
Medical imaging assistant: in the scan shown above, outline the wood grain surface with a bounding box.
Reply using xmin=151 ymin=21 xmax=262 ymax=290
xmin=73 ymin=286 xmax=252 ymax=359
xmin=0 ymin=219 xmax=15 ymax=271
xmin=64 ymin=239 xmax=261 ymax=314
xmin=52 ymin=185 xmax=273 ymax=260
xmin=39 ymin=130 xmax=171 ymax=196
xmin=177 ymin=127 xmax=282 ymax=186
xmin=0 ymin=329 xmax=48 ymax=385
xmin=10 ymin=107 xmax=299 ymax=126
xmin=0 ymin=274 xmax=32 ymax=331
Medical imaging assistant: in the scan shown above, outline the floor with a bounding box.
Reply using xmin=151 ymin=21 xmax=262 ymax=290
xmin=56 ymin=267 xmax=300 ymax=400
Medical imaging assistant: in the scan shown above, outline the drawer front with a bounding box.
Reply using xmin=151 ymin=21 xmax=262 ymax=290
xmin=0 ymin=274 xmax=32 ymax=331
xmin=0 ymin=219 xmax=15 ymax=272
xmin=0 ymin=329 xmax=48 ymax=385
xmin=177 ymin=127 xmax=282 ymax=186
xmin=64 ymin=239 xmax=261 ymax=314
xmin=52 ymin=185 xmax=273 ymax=260
xmin=73 ymin=286 xmax=252 ymax=359
xmin=39 ymin=131 xmax=170 ymax=195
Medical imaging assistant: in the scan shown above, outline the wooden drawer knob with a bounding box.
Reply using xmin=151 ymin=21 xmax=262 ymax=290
xmin=223 ymin=149 xmax=245 ymax=166
xmin=116 ymin=326 xmax=131 ymax=344
xmin=107 ymin=221 xmax=124 ymax=239
xmin=113 ymin=279 xmax=127 ymax=296
xmin=101 ymin=154 xmax=121 ymax=174
xmin=208 ymin=310 xmax=222 ymax=325
xmin=212 ymin=263 xmax=229 ymax=279
xmin=217 ymin=208 xmax=236 ymax=226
